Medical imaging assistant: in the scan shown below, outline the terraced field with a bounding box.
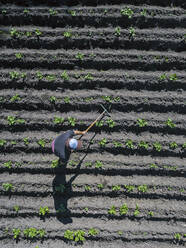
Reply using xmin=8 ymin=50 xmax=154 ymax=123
xmin=0 ymin=1 xmax=186 ymax=247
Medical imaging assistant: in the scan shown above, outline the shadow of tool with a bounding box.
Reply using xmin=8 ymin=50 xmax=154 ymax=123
xmin=52 ymin=132 xmax=97 ymax=224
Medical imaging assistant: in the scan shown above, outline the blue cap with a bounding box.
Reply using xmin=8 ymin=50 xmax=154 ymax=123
xmin=69 ymin=138 xmax=78 ymax=150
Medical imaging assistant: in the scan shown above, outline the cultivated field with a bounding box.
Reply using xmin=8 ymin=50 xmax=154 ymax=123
xmin=0 ymin=0 xmax=186 ymax=247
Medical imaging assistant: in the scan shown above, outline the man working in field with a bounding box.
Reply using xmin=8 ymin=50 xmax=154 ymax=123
xmin=51 ymin=130 xmax=86 ymax=163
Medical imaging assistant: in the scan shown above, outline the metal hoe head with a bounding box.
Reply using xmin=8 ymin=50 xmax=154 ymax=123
xmin=100 ymin=104 xmax=111 ymax=117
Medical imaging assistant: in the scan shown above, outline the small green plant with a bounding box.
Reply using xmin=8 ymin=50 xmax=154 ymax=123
xmin=169 ymin=73 xmax=177 ymax=81
xmin=97 ymin=183 xmax=104 ymax=190
xmin=2 ymin=9 xmax=7 ymax=15
xmin=113 ymin=141 xmax=123 ymax=148
xmin=149 ymin=163 xmax=158 ymax=169
xmin=88 ymin=228 xmax=99 ymax=236
xmin=0 ymin=139 xmax=6 ymax=146
xmin=69 ymin=10 xmax=76 ymax=16
xmin=153 ymin=142 xmax=162 ymax=152
xmin=125 ymin=139 xmax=134 ymax=149
xmin=137 ymin=118 xmax=148 ymax=127
xmin=169 ymin=142 xmax=178 ymax=149
xmin=95 ymin=160 xmax=103 ymax=169
xmin=138 ymin=141 xmax=149 ymax=150
xmin=112 ymin=185 xmax=121 ymax=192
xmin=84 ymin=162 xmax=92 ymax=167
xmin=121 ymin=8 xmax=133 ymax=18
xmin=96 ymin=120 xmax=104 ymax=127
xmin=2 ymin=183 xmax=13 ymax=192
xmin=63 ymin=31 xmax=72 ymax=38
xmin=46 ymin=74 xmax=56 ymax=82
xmin=23 ymin=8 xmax=30 ymax=14
xmin=37 ymin=229 xmax=46 ymax=239
xmin=129 ymin=27 xmax=135 ymax=39
xmin=148 ymin=211 xmax=154 ymax=217
xmin=7 ymin=116 xmax=16 ymax=125
xmin=13 ymin=205 xmax=19 ymax=213
xmin=106 ymin=119 xmax=115 ymax=128
xmin=23 ymin=228 xmax=44 ymax=239
xmin=3 ymin=161 xmax=12 ymax=169
xmin=38 ymin=139 xmax=46 ymax=148
xmin=108 ymin=205 xmax=117 ymax=215
xmin=134 ymin=204 xmax=140 ymax=217
xmin=99 ymin=138 xmax=107 ymax=147
xmin=159 ymin=73 xmax=167 ymax=80
xmin=74 ymin=230 xmax=86 ymax=243
xmin=36 ymin=71 xmax=43 ymax=80
xmin=182 ymin=143 xmax=186 ymax=149
xmin=51 ymin=159 xmax=59 ymax=168
xmin=85 ymin=185 xmax=91 ymax=191
xmin=49 ymin=96 xmax=57 ymax=103
xmin=84 ymin=73 xmax=93 ymax=81
xmin=75 ymin=52 xmax=84 ymax=60
xmin=55 ymin=184 xmax=65 ymax=193
xmin=13 ymin=228 xmax=21 ymax=239
xmin=165 ymin=118 xmax=176 ymax=128
xmin=115 ymin=27 xmax=121 ymax=36
xmin=68 ymin=117 xmax=76 ymax=126
xmin=15 ymin=53 xmax=23 ymax=59
xmin=10 ymin=28 xmax=19 ymax=38
xmin=64 ymin=96 xmax=70 ymax=103
xmin=10 ymin=94 xmax=21 ymax=102
xmin=9 ymin=71 xmax=20 ymax=80
xmin=53 ymin=117 xmax=64 ymax=124
xmin=124 ymin=184 xmax=135 ymax=192
xmin=119 ymin=203 xmax=128 ymax=215
xmin=39 ymin=206 xmax=49 ymax=216
xmin=174 ymin=233 xmax=182 ymax=241
xmin=64 ymin=230 xmax=74 ymax=240
xmin=137 ymin=184 xmax=148 ymax=193
xmin=61 ymin=70 xmax=69 ymax=80
xmin=101 ymin=95 xmax=112 ymax=103
xmin=35 ymin=29 xmax=42 ymax=37
xmin=49 ymin=8 xmax=58 ymax=16
xmin=140 ymin=8 xmax=147 ymax=16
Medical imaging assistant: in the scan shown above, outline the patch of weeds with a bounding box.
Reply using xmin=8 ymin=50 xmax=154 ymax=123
xmin=159 ymin=73 xmax=167 ymax=81
xmin=174 ymin=233 xmax=182 ymax=242
xmin=119 ymin=203 xmax=128 ymax=215
xmin=10 ymin=28 xmax=20 ymax=38
xmin=46 ymin=74 xmax=56 ymax=82
xmin=23 ymin=8 xmax=30 ymax=14
xmin=108 ymin=205 xmax=117 ymax=215
xmin=182 ymin=143 xmax=186 ymax=149
xmin=35 ymin=28 xmax=42 ymax=37
xmin=68 ymin=10 xmax=76 ymax=16
xmin=9 ymin=71 xmax=20 ymax=80
xmin=101 ymin=95 xmax=112 ymax=103
xmin=137 ymin=118 xmax=148 ymax=127
xmin=68 ymin=160 xmax=78 ymax=167
xmin=140 ymin=8 xmax=147 ymax=16
xmin=121 ymin=8 xmax=134 ymax=18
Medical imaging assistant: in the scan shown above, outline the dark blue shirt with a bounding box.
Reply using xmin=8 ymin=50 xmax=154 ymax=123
xmin=54 ymin=130 xmax=74 ymax=162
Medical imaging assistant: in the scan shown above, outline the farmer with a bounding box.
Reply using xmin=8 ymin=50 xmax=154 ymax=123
xmin=51 ymin=130 xmax=86 ymax=163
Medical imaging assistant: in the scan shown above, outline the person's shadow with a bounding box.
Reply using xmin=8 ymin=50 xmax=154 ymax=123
xmin=52 ymin=132 xmax=97 ymax=224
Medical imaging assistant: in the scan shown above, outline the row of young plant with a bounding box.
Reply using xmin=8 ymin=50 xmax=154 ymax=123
xmin=6 ymin=68 xmax=180 ymax=82
xmin=0 ymin=158 xmax=182 ymax=172
xmin=2 ymin=182 xmax=184 ymax=194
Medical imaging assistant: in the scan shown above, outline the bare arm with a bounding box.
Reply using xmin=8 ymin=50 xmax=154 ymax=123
xmin=74 ymin=130 xmax=86 ymax=135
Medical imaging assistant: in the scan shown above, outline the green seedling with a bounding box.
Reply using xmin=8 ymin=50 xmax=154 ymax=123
xmin=37 ymin=229 xmax=46 ymax=238
xmin=16 ymin=118 xmax=25 ymax=124
xmin=74 ymin=230 xmax=86 ymax=243
xmin=129 ymin=27 xmax=135 ymax=38
xmin=108 ymin=205 xmax=117 ymax=215
xmin=84 ymin=207 xmax=89 ymax=212
xmin=49 ymin=96 xmax=56 ymax=103
xmin=153 ymin=142 xmax=162 ymax=152
xmin=148 ymin=211 xmax=154 ymax=217
xmin=38 ymin=139 xmax=46 ymax=148
xmin=149 ymin=163 xmax=158 ymax=169
xmin=10 ymin=28 xmax=19 ymax=38
xmin=63 ymin=31 xmax=72 ymax=38
xmin=174 ymin=233 xmax=182 ymax=241
xmin=23 ymin=9 xmax=30 ymax=14
xmin=113 ymin=141 xmax=122 ymax=148
xmin=13 ymin=228 xmax=21 ymax=239
xmin=64 ymin=96 xmax=70 ymax=103
xmin=138 ymin=184 xmax=148 ymax=193
xmin=112 ymin=185 xmax=121 ymax=192
xmin=51 ymin=159 xmax=59 ymax=168
xmin=124 ymin=184 xmax=135 ymax=192
xmin=55 ymin=184 xmax=65 ymax=193
xmin=46 ymin=74 xmax=56 ymax=82
xmin=134 ymin=204 xmax=140 ymax=217
xmin=169 ymin=73 xmax=177 ymax=81
xmin=36 ymin=71 xmax=43 ymax=80
xmin=13 ymin=205 xmax=19 ymax=213
xmin=84 ymin=162 xmax=92 ymax=167
xmin=68 ymin=117 xmax=76 ymax=126
xmin=97 ymin=184 xmax=104 ymax=190
xmin=75 ymin=52 xmax=84 ymax=60
xmin=2 ymin=183 xmax=13 ymax=192
xmin=95 ymin=160 xmax=103 ymax=169
xmin=53 ymin=117 xmax=64 ymax=124
xmin=84 ymin=73 xmax=93 ymax=81
xmin=7 ymin=116 xmax=16 ymax=125
xmin=106 ymin=119 xmax=115 ymax=128
xmin=69 ymin=10 xmax=76 ymax=16
xmin=15 ymin=53 xmax=23 ymax=59
xmin=138 ymin=141 xmax=149 ymax=150
xmin=9 ymin=71 xmax=20 ymax=80
xmin=25 ymin=31 xmax=32 ymax=37
xmin=68 ymin=160 xmax=78 ymax=167
xmin=35 ymin=29 xmax=42 ymax=37
xmin=95 ymin=120 xmax=104 ymax=127
xmin=121 ymin=8 xmax=134 ymax=18
xmin=61 ymin=70 xmax=69 ymax=80
xmin=125 ymin=139 xmax=134 ymax=149
xmin=99 ymin=138 xmax=107 ymax=147
xmin=118 ymin=231 xmax=123 ymax=235
xmin=10 ymin=94 xmax=21 ymax=102
xmin=159 ymin=73 xmax=167 ymax=80
xmin=169 ymin=142 xmax=178 ymax=149
xmin=49 ymin=8 xmax=58 ymax=16
xmin=39 ymin=206 xmax=49 ymax=216
xmin=165 ymin=118 xmax=175 ymax=128
xmin=101 ymin=95 xmax=112 ymax=103
xmin=119 ymin=203 xmax=128 ymax=215
xmin=137 ymin=118 xmax=148 ymax=127
xmin=85 ymin=97 xmax=94 ymax=102
xmin=3 ymin=161 xmax=12 ymax=169
xmin=182 ymin=143 xmax=186 ymax=149
xmin=85 ymin=185 xmax=91 ymax=191
xmin=0 ymin=139 xmax=6 ymax=146
xmin=115 ymin=27 xmax=121 ymax=36
xmin=141 ymin=8 xmax=147 ymax=16
xmin=11 ymin=140 xmax=17 ymax=145
xmin=88 ymin=228 xmax=99 ymax=236
xmin=2 ymin=9 xmax=7 ymax=14
xmin=64 ymin=230 xmax=74 ymax=240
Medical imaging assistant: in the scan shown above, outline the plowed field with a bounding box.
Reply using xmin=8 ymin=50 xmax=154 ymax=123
xmin=0 ymin=1 xmax=186 ymax=247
